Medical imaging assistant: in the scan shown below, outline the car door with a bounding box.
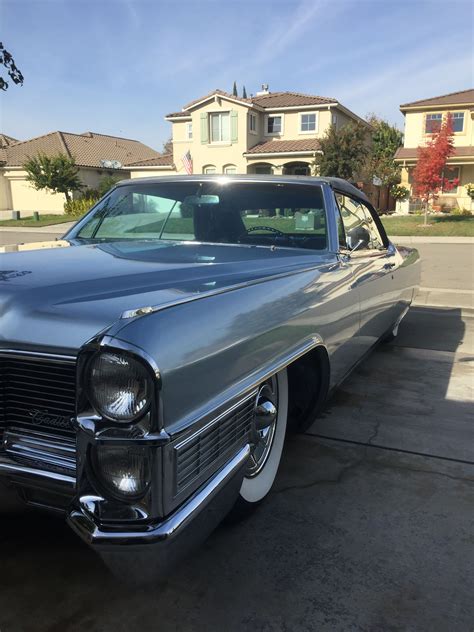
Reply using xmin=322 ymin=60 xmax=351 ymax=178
xmin=334 ymin=191 xmax=399 ymax=354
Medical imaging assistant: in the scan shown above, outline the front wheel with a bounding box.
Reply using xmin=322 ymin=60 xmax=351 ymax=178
xmin=225 ymin=369 xmax=288 ymax=522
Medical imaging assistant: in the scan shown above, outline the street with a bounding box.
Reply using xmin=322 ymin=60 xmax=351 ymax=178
xmin=0 ymin=233 xmax=473 ymax=631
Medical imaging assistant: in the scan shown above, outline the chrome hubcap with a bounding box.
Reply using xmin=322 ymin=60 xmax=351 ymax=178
xmin=246 ymin=377 xmax=278 ymax=478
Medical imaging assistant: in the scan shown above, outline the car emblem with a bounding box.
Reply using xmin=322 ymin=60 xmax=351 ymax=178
xmin=29 ymin=409 xmax=72 ymax=429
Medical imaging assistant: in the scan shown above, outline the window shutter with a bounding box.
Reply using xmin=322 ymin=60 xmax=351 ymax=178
xmin=231 ymin=110 xmax=238 ymax=143
xmin=200 ymin=113 xmax=208 ymax=144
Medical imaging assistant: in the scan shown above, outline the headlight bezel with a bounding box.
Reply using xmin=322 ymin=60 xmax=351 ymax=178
xmin=83 ymin=346 xmax=158 ymax=426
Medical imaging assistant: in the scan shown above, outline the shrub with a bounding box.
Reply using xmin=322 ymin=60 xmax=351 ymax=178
xmin=451 ymin=207 xmax=472 ymax=217
xmin=64 ymin=196 xmax=99 ymax=216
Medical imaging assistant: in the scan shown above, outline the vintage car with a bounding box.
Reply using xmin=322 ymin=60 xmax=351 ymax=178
xmin=0 ymin=176 xmax=420 ymax=581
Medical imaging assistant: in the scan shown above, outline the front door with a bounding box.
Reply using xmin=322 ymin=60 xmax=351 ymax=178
xmin=335 ymin=192 xmax=399 ymax=354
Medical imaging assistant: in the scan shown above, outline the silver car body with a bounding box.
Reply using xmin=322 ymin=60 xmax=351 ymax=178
xmin=0 ymin=176 xmax=420 ymax=578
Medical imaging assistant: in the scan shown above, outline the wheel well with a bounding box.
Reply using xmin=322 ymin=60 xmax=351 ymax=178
xmin=286 ymin=345 xmax=330 ymax=433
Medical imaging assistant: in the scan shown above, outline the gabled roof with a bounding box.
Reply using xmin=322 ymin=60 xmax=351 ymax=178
xmin=127 ymin=154 xmax=175 ymax=167
xmin=250 ymin=91 xmax=337 ymax=108
xmin=166 ymin=89 xmax=339 ymax=119
xmin=0 ymin=131 xmax=161 ymax=168
xmin=400 ymin=89 xmax=474 ymax=110
xmin=245 ymin=139 xmax=321 ymax=155
xmin=0 ymin=134 xmax=19 ymax=148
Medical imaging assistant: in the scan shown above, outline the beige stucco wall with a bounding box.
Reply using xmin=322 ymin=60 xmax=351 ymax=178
xmin=403 ymin=108 xmax=474 ymax=148
xmin=172 ymin=98 xmax=250 ymax=174
xmin=129 ymin=169 xmax=177 ymax=179
xmin=169 ymin=98 xmax=360 ymax=175
xmin=0 ymin=167 xmax=132 ymax=215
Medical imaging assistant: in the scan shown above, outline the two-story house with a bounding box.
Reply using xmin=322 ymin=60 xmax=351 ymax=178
xmin=394 ymin=89 xmax=474 ymax=212
xmin=129 ymin=87 xmax=369 ymax=179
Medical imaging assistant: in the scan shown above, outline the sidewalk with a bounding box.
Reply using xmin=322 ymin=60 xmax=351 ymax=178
xmin=414 ymin=287 xmax=473 ymax=310
xmin=0 ymin=222 xmax=76 ymax=234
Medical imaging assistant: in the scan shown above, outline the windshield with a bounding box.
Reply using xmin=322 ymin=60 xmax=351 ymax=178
xmin=73 ymin=181 xmax=328 ymax=251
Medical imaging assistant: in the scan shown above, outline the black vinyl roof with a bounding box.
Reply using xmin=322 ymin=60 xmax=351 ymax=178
xmin=116 ymin=175 xmax=370 ymax=204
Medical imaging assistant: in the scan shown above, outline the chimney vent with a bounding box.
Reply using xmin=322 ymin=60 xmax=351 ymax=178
xmin=256 ymin=83 xmax=269 ymax=96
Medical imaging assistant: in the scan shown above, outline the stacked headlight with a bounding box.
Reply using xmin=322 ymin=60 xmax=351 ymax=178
xmin=87 ymin=352 xmax=152 ymax=422
xmin=93 ymin=445 xmax=152 ymax=500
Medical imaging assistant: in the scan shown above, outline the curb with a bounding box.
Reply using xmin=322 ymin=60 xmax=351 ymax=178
xmin=390 ymin=236 xmax=473 ymax=244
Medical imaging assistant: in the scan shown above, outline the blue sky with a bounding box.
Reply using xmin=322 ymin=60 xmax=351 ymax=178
xmin=1 ymin=0 xmax=473 ymax=151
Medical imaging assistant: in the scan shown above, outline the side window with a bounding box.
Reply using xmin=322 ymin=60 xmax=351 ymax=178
xmin=335 ymin=193 xmax=384 ymax=251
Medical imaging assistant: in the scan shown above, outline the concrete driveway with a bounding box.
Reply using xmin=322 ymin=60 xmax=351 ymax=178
xmin=0 ymin=240 xmax=473 ymax=631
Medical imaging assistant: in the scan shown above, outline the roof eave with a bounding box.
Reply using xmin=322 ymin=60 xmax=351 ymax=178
xmin=244 ymin=150 xmax=322 ymax=158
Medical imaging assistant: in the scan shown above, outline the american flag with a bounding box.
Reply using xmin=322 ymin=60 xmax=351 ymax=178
xmin=182 ymin=150 xmax=193 ymax=175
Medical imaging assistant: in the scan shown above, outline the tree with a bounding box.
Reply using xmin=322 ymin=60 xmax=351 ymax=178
xmin=98 ymin=175 xmax=121 ymax=197
xmin=0 ymin=42 xmax=24 ymax=91
xmin=365 ymin=114 xmax=403 ymax=185
xmin=232 ymin=81 xmax=238 ymax=97
xmin=411 ymin=113 xmax=458 ymax=225
xmin=162 ymin=137 xmax=173 ymax=155
xmin=24 ymin=153 xmax=83 ymax=203
xmin=313 ymin=122 xmax=369 ymax=180
xmin=242 ymin=85 xmax=248 ymax=99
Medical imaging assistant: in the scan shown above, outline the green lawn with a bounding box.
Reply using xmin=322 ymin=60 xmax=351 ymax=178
xmin=1 ymin=211 xmax=472 ymax=238
xmin=0 ymin=214 xmax=79 ymax=227
xmin=381 ymin=215 xmax=474 ymax=237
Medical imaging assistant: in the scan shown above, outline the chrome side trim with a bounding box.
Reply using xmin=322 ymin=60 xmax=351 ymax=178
xmin=120 ymin=264 xmax=327 ymax=320
xmin=68 ymin=444 xmax=251 ymax=546
xmin=169 ymin=335 xmax=325 ymax=436
xmin=173 ymin=390 xmax=257 ymax=452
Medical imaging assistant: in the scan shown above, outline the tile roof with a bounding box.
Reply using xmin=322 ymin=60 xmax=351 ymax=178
xmin=394 ymin=145 xmax=474 ymax=160
xmin=165 ymin=111 xmax=192 ymax=118
xmin=250 ymin=91 xmax=337 ymax=108
xmin=0 ymin=131 xmax=161 ymax=168
xmin=183 ymin=89 xmax=253 ymax=110
xmin=400 ymin=89 xmax=474 ymax=109
xmin=0 ymin=134 xmax=19 ymax=148
xmin=127 ymin=154 xmax=175 ymax=167
xmin=171 ymin=90 xmax=338 ymax=116
xmin=245 ymin=139 xmax=321 ymax=154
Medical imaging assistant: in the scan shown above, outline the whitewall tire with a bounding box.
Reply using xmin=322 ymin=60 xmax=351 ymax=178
xmin=226 ymin=369 xmax=288 ymax=520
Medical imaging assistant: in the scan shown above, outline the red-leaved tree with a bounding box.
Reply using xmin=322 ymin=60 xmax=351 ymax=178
xmin=411 ymin=113 xmax=458 ymax=225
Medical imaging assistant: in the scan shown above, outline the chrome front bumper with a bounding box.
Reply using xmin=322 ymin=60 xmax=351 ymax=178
xmin=67 ymin=445 xmax=250 ymax=581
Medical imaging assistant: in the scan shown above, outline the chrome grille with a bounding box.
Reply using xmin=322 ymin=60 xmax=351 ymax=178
xmin=174 ymin=395 xmax=255 ymax=497
xmin=0 ymin=353 xmax=77 ymax=479
xmin=0 ymin=354 xmax=76 ymax=440
xmin=3 ymin=427 xmax=76 ymax=475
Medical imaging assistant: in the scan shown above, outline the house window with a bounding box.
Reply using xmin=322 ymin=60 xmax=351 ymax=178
xmin=203 ymin=165 xmax=217 ymax=174
xmin=442 ymin=166 xmax=460 ymax=192
xmin=300 ymin=113 xmax=317 ymax=133
xmin=186 ymin=122 xmax=193 ymax=140
xmin=210 ymin=112 xmax=230 ymax=142
xmin=266 ymin=115 xmax=282 ymax=135
xmin=452 ymin=112 xmax=464 ymax=133
xmin=248 ymin=113 xmax=257 ymax=133
xmin=224 ymin=165 xmax=237 ymax=174
xmin=425 ymin=113 xmax=442 ymax=134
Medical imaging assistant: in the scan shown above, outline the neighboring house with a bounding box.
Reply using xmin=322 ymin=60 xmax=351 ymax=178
xmin=129 ymin=87 xmax=369 ymax=178
xmin=394 ymin=89 xmax=474 ymax=212
xmin=0 ymin=131 xmax=161 ymax=216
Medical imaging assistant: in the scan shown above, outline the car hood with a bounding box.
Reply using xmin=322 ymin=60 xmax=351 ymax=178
xmin=0 ymin=239 xmax=321 ymax=354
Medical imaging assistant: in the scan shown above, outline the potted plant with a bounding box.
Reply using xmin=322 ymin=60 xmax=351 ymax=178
xmin=390 ymin=184 xmax=410 ymax=214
